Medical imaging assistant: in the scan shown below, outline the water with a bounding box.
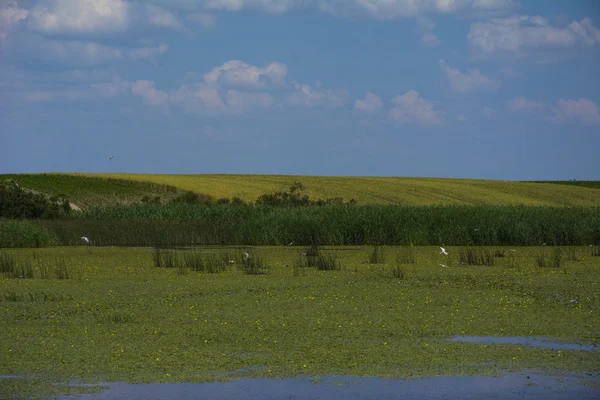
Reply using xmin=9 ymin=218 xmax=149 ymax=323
xmin=57 ymin=372 xmax=599 ymax=400
xmin=448 ymin=336 xmax=599 ymax=351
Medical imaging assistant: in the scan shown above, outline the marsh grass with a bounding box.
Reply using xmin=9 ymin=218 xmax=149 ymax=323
xmin=1 ymin=245 xmax=599 ymax=396
xmin=369 ymin=246 xmax=385 ymax=264
xmin=3 ymin=292 xmax=70 ymax=302
xmin=0 ymin=253 xmax=34 ymax=279
xmin=536 ymin=248 xmax=563 ymax=268
xmin=459 ymin=248 xmax=495 ymax=266
xmin=38 ymin=262 xmax=52 ymax=279
xmin=100 ymin=310 xmax=134 ymax=324
xmin=239 ymin=253 xmax=268 ymax=275
xmin=591 ymin=246 xmax=600 ymax=257
xmin=183 ymin=251 xmax=204 ymax=272
xmin=204 ymin=254 xmax=227 ymax=274
xmin=396 ymin=246 xmax=416 ymax=264
xmin=152 ymin=249 xmax=178 ymax=269
xmin=314 ymin=252 xmax=341 ymax=271
xmin=54 ymin=258 xmax=71 ymax=280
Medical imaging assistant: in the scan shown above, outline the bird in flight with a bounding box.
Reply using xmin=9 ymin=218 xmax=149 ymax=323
xmin=440 ymin=247 xmax=448 ymax=255
xmin=81 ymin=236 xmax=90 ymax=243
xmin=109 ymin=156 xmax=113 ymax=160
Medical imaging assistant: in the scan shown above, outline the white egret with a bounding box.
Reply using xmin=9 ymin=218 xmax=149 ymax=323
xmin=81 ymin=236 xmax=90 ymax=243
xmin=440 ymin=247 xmax=448 ymax=255
xmin=439 ymin=264 xmax=448 ymax=268
xmin=244 ymin=252 xmax=251 ymax=261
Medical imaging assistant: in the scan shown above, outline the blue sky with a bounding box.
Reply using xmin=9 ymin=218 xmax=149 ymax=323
xmin=1 ymin=0 xmax=599 ymax=180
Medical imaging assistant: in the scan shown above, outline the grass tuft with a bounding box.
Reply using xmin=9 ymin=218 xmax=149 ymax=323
xmin=369 ymin=246 xmax=385 ymax=264
xmin=459 ymin=248 xmax=495 ymax=266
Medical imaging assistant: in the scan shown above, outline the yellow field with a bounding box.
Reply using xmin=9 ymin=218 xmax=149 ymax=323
xmin=70 ymin=173 xmax=600 ymax=206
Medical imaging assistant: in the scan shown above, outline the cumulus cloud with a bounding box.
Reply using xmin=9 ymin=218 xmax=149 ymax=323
xmin=0 ymin=4 xmax=29 ymax=41
xmin=145 ymin=4 xmax=184 ymax=30
xmin=18 ymin=76 xmax=132 ymax=102
xmin=468 ymin=15 xmax=600 ymax=62
xmin=203 ymin=60 xmax=288 ymax=89
xmin=132 ymin=80 xmax=169 ymax=106
xmin=439 ymin=59 xmax=500 ymax=93
xmin=416 ymin=16 xmax=441 ymax=47
xmin=550 ymin=98 xmax=600 ymax=125
xmin=389 ymin=90 xmax=444 ymax=125
xmin=27 ymin=39 xmax=169 ymax=65
xmin=191 ymin=0 xmax=514 ymax=19
xmin=187 ymin=12 xmax=217 ymax=30
xmin=482 ymin=106 xmax=497 ymax=118
xmin=507 ymin=96 xmax=545 ymax=113
xmin=354 ymin=92 xmax=383 ymax=114
xmin=29 ymin=0 xmax=130 ymax=35
xmin=287 ymin=83 xmax=349 ymax=108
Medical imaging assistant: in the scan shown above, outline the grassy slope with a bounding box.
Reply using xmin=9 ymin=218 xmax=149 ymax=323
xmin=2 ymin=173 xmax=600 ymax=207
xmin=0 ymin=173 xmax=180 ymax=208
xmin=77 ymin=173 xmax=600 ymax=206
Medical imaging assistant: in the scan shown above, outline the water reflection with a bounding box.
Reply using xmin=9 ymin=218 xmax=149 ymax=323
xmin=59 ymin=372 xmax=599 ymax=400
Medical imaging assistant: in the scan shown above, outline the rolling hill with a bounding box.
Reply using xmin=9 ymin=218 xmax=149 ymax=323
xmin=2 ymin=173 xmax=599 ymax=208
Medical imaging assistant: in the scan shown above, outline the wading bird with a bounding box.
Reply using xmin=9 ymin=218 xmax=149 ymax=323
xmin=244 ymin=252 xmax=251 ymax=261
xmin=440 ymin=247 xmax=448 ymax=255
xmin=81 ymin=236 xmax=90 ymax=243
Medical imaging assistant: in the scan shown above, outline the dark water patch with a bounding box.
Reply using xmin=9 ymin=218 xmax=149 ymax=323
xmin=57 ymin=372 xmax=599 ymax=400
xmin=448 ymin=336 xmax=599 ymax=351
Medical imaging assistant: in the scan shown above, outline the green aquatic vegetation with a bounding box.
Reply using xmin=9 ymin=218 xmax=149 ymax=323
xmin=0 ymin=245 xmax=598 ymax=398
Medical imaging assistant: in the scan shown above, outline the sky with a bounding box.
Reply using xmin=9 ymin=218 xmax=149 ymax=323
xmin=1 ymin=0 xmax=599 ymax=180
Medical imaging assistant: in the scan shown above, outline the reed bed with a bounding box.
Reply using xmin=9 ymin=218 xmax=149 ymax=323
xmin=26 ymin=204 xmax=600 ymax=247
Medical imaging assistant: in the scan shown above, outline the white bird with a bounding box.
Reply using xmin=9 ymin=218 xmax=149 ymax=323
xmin=440 ymin=247 xmax=448 ymax=255
xmin=109 ymin=156 xmax=113 ymax=160
xmin=288 ymin=242 xmax=293 ymax=246
xmin=81 ymin=236 xmax=90 ymax=243
xmin=243 ymin=252 xmax=251 ymax=261
xmin=439 ymin=264 xmax=448 ymax=268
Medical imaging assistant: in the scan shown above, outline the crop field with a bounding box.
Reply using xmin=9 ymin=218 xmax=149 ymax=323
xmin=0 ymin=245 xmax=598 ymax=398
xmin=3 ymin=173 xmax=600 ymax=207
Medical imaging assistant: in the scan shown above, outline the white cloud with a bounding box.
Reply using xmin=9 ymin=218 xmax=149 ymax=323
xmin=170 ymin=83 xmax=226 ymax=114
xmin=287 ymin=83 xmax=349 ymax=108
xmin=439 ymin=59 xmax=499 ymax=93
xmin=482 ymin=106 xmax=497 ymax=117
xmin=0 ymin=5 xmax=29 ymax=41
xmin=389 ymin=90 xmax=444 ymax=125
xmin=416 ymin=16 xmax=441 ymax=47
xmin=29 ymin=0 xmax=130 ymax=35
xmin=146 ymin=4 xmax=184 ymax=30
xmin=224 ymin=90 xmax=276 ymax=113
xmin=196 ymin=0 xmax=514 ymax=19
xmin=132 ymin=80 xmax=169 ymax=106
xmin=354 ymin=92 xmax=383 ymax=114
xmin=37 ymin=40 xmax=168 ymax=64
xmin=420 ymin=33 xmax=442 ymax=47
xmin=550 ymin=98 xmax=600 ymax=125
xmin=468 ymin=15 xmax=600 ymax=62
xmin=187 ymin=12 xmax=217 ymax=30
xmin=18 ymin=76 xmax=132 ymax=102
xmin=203 ymin=60 xmax=288 ymax=89
xmin=498 ymin=67 xmax=522 ymax=79
xmin=507 ymin=96 xmax=545 ymax=113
